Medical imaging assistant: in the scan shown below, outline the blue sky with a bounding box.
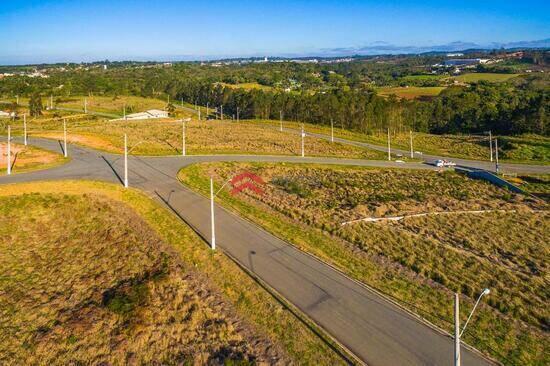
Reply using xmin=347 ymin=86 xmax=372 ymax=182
xmin=1 ymin=0 xmax=549 ymax=64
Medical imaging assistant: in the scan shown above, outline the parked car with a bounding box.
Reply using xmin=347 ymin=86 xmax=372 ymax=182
xmin=434 ymin=159 xmax=456 ymax=167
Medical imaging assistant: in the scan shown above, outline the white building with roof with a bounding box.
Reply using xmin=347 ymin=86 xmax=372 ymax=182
xmin=118 ymin=109 xmax=169 ymax=120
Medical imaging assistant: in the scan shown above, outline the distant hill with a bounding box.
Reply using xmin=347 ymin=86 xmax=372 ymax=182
xmin=316 ymin=39 xmax=550 ymax=57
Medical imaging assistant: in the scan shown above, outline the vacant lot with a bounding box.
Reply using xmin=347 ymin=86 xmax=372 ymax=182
xmin=5 ymin=117 xmax=385 ymax=158
xmin=452 ymin=73 xmax=521 ymax=83
xmin=0 ymin=182 xmax=346 ymax=365
xmin=219 ymin=82 xmax=273 ymax=91
xmin=271 ymin=120 xmax=550 ymax=164
xmin=376 ymin=86 xmax=446 ymax=99
xmin=0 ymin=142 xmax=65 ymax=175
xmin=179 ymin=162 xmax=549 ymax=365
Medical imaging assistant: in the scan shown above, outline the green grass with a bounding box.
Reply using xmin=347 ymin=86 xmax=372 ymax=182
xmin=376 ymin=86 xmax=446 ymax=99
xmin=452 ymin=73 xmax=522 ymax=83
xmin=0 ymin=181 xmax=347 ymax=365
xmin=178 ymin=162 xmax=550 ymax=365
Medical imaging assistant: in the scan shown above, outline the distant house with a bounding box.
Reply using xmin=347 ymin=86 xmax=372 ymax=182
xmin=119 ymin=109 xmax=169 ymax=121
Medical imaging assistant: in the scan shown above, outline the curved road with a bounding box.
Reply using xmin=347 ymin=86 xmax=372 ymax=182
xmin=0 ymin=137 xmax=513 ymax=365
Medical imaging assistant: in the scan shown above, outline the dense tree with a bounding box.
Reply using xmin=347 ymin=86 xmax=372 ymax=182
xmin=28 ymin=93 xmax=43 ymax=116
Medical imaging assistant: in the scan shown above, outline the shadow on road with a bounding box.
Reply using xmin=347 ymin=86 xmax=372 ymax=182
xmin=101 ymin=155 xmax=124 ymax=186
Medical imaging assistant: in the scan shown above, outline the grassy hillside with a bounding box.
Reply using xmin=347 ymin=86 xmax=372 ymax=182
xmin=452 ymin=73 xmax=522 ymax=83
xmin=0 ymin=181 xmax=347 ymax=365
xmin=178 ymin=162 xmax=550 ymax=365
xmin=3 ymin=116 xmax=386 ymax=159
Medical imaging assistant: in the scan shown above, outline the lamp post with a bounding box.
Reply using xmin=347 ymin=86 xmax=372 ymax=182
xmin=124 ymin=134 xmax=128 ymax=188
xmin=210 ymin=177 xmax=216 ymax=250
xmin=63 ymin=118 xmax=68 ymax=158
xmin=409 ymin=130 xmax=414 ymax=158
xmin=181 ymin=118 xmax=191 ymax=156
xmin=6 ymin=125 xmax=11 ymax=175
xmin=301 ymin=124 xmax=305 ymax=157
xmin=387 ymin=128 xmax=391 ymax=161
xmin=454 ymin=289 xmax=490 ymax=366
xmin=495 ymin=139 xmax=499 ymax=174
xmin=489 ymin=131 xmax=493 ymax=162
xmin=23 ymin=114 xmax=27 ymax=146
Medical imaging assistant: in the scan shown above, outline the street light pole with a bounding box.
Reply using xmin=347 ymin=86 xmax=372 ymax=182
xmin=23 ymin=114 xmax=27 ymax=146
xmin=489 ymin=131 xmax=493 ymax=162
xmin=6 ymin=125 xmax=11 ymax=175
xmin=124 ymin=134 xmax=128 ymax=188
xmin=387 ymin=128 xmax=391 ymax=161
xmin=495 ymin=139 xmax=499 ymax=174
xmin=63 ymin=118 xmax=68 ymax=158
xmin=182 ymin=119 xmax=186 ymax=156
xmin=454 ymin=289 xmax=490 ymax=366
xmin=210 ymin=177 xmax=216 ymax=250
xmin=454 ymin=293 xmax=460 ymax=366
xmin=410 ymin=130 xmax=413 ymax=158
xmin=301 ymin=124 xmax=305 ymax=157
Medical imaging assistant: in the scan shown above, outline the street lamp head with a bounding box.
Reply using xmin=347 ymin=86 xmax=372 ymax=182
xmin=482 ymin=288 xmax=490 ymax=296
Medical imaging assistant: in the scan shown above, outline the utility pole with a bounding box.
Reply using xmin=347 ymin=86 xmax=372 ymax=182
xmin=331 ymin=118 xmax=334 ymax=143
xmin=23 ymin=114 xmax=27 ymax=146
xmin=409 ymin=130 xmax=413 ymax=158
xmin=495 ymin=139 xmax=499 ymax=174
xmin=454 ymin=289 xmax=490 ymax=366
xmin=63 ymin=119 xmax=68 ymax=158
xmin=221 ymin=105 xmax=224 ymax=120
xmin=6 ymin=125 xmax=11 ymax=175
xmin=489 ymin=131 xmax=493 ymax=162
xmin=210 ymin=177 xmax=216 ymax=250
xmin=387 ymin=128 xmax=391 ymax=161
xmin=84 ymin=98 xmax=87 ymax=114
xmin=301 ymin=124 xmax=305 ymax=157
xmin=454 ymin=293 xmax=460 ymax=366
xmin=280 ymin=110 xmax=283 ymax=132
xmin=50 ymin=95 xmax=54 ymax=110
xmin=124 ymin=134 xmax=128 ymax=188
xmin=182 ymin=119 xmax=186 ymax=156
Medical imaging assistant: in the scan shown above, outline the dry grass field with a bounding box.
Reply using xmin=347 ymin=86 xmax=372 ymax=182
xmin=0 ymin=142 xmax=65 ymax=175
xmin=273 ymin=120 xmax=550 ymax=164
xmin=4 ymin=116 xmax=386 ymax=158
xmin=178 ymin=162 xmax=550 ymax=365
xmin=376 ymin=86 xmax=446 ymax=99
xmin=0 ymin=181 xmax=346 ymax=365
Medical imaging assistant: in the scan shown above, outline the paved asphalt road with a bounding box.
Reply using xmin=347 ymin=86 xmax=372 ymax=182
xmin=0 ymin=137 xmax=508 ymax=365
xmin=277 ymin=125 xmax=549 ymax=175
